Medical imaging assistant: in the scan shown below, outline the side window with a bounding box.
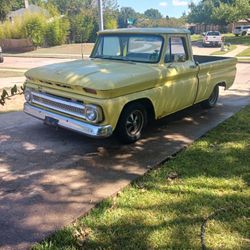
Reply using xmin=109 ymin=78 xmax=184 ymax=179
xmin=165 ymin=36 xmax=188 ymax=63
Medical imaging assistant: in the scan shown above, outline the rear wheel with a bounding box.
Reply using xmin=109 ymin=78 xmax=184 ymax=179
xmin=201 ymin=85 xmax=219 ymax=109
xmin=242 ymin=31 xmax=247 ymax=36
xmin=116 ymin=103 xmax=147 ymax=144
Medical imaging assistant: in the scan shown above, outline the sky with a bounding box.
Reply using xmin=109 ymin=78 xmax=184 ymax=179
xmin=117 ymin=0 xmax=191 ymax=18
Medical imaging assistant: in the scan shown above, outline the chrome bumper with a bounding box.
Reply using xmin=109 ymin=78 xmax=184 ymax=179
xmin=24 ymin=103 xmax=113 ymax=138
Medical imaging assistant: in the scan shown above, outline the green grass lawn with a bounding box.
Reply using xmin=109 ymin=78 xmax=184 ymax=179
xmin=224 ymin=35 xmax=250 ymax=45
xmin=191 ymin=34 xmax=202 ymax=42
xmin=33 ymin=106 xmax=250 ymax=250
xmin=210 ymin=44 xmax=237 ymax=55
xmin=237 ymin=46 xmax=250 ymax=57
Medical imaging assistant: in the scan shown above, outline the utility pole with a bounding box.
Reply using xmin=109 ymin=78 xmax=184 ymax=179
xmin=24 ymin=0 xmax=29 ymax=9
xmin=98 ymin=0 xmax=104 ymax=31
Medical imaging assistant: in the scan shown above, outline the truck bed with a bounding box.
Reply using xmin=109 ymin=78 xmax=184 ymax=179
xmin=193 ymin=55 xmax=231 ymax=64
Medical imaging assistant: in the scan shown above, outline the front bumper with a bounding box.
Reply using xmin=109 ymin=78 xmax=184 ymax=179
xmin=203 ymin=41 xmax=221 ymax=46
xmin=24 ymin=103 xmax=113 ymax=138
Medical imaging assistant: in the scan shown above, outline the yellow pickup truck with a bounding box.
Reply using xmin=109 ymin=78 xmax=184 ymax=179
xmin=24 ymin=28 xmax=237 ymax=143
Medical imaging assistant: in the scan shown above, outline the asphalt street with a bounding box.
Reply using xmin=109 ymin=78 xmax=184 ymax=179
xmin=0 ymin=63 xmax=249 ymax=249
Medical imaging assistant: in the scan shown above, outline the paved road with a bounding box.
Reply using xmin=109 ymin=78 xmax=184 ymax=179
xmin=0 ymin=57 xmax=74 ymax=70
xmin=0 ymin=64 xmax=249 ymax=250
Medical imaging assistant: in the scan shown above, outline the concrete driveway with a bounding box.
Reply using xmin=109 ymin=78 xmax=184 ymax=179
xmin=0 ymin=63 xmax=249 ymax=250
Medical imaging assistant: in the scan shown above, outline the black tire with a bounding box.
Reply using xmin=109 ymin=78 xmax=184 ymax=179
xmin=201 ymin=85 xmax=219 ymax=109
xmin=242 ymin=31 xmax=247 ymax=36
xmin=116 ymin=103 xmax=147 ymax=144
xmin=0 ymin=56 xmax=3 ymax=63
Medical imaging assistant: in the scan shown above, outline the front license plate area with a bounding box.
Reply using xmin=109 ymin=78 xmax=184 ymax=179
xmin=44 ymin=116 xmax=59 ymax=127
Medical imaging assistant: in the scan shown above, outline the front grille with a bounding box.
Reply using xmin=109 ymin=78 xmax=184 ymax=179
xmin=31 ymin=91 xmax=86 ymax=119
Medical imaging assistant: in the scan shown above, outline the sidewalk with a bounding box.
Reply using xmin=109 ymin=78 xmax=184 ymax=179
xmin=226 ymin=44 xmax=249 ymax=57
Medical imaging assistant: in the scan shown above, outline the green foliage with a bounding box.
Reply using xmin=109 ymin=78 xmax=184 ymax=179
xmin=137 ymin=17 xmax=186 ymax=28
xmin=104 ymin=16 xmax=118 ymax=29
xmin=118 ymin=7 xmax=138 ymax=28
xmin=104 ymin=10 xmax=118 ymax=29
xmin=45 ymin=17 xmax=69 ymax=46
xmin=188 ymin=0 xmax=250 ymax=25
xmin=0 ymin=17 xmax=24 ymax=39
xmin=0 ymin=85 xmax=23 ymax=106
xmin=144 ymin=8 xmax=162 ymax=19
xmin=0 ymin=11 xmax=70 ymax=47
xmin=69 ymin=10 xmax=99 ymax=43
xmin=212 ymin=0 xmax=250 ymax=24
xmin=0 ymin=0 xmax=13 ymax=21
xmin=48 ymin=0 xmax=92 ymax=15
xmin=188 ymin=0 xmax=216 ymax=25
xmin=22 ymin=13 xmax=46 ymax=46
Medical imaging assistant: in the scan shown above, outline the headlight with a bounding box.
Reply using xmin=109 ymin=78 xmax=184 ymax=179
xmin=84 ymin=105 xmax=103 ymax=123
xmin=24 ymin=89 xmax=32 ymax=102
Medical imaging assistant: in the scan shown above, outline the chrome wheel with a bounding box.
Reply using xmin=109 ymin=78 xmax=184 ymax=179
xmin=201 ymin=85 xmax=219 ymax=109
xmin=208 ymin=86 xmax=219 ymax=106
xmin=116 ymin=103 xmax=147 ymax=144
xmin=125 ymin=110 xmax=144 ymax=137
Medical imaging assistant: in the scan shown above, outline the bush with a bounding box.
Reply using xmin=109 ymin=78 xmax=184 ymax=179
xmin=0 ymin=11 xmax=69 ymax=47
xmin=0 ymin=17 xmax=24 ymax=39
xmin=22 ymin=13 xmax=46 ymax=46
xmin=45 ymin=17 xmax=69 ymax=46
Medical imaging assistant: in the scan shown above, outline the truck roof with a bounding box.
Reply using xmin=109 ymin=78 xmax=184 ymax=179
xmin=98 ymin=27 xmax=190 ymax=35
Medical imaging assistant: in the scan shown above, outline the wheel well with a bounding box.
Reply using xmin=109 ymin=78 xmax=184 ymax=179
xmin=122 ymin=98 xmax=155 ymax=122
xmin=217 ymin=82 xmax=226 ymax=90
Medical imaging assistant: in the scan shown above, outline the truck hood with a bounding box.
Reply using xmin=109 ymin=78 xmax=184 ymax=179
xmin=25 ymin=59 xmax=162 ymax=98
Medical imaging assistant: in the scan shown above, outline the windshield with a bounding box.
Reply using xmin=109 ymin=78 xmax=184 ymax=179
xmin=207 ymin=32 xmax=220 ymax=36
xmin=91 ymin=34 xmax=164 ymax=63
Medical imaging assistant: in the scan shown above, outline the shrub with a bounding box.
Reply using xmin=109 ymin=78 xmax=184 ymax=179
xmin=22 ymin=13 xmax=46 ymax=46
xmin=45 ymin=17 xmax=69 ymax=46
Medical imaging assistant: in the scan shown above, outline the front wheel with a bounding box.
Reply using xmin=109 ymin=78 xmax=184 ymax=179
xmin=201 ymin=85 xmax=219 ymax=109
xmin=116 ymin=103 xmax=147 ymax=144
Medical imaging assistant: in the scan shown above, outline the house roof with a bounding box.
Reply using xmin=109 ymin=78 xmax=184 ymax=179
xmin=7 ymin=4 xmax=48 ymax=18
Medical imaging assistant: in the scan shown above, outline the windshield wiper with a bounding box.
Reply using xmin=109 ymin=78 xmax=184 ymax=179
xmin=92 ymin=56 xmax=136 ymax=64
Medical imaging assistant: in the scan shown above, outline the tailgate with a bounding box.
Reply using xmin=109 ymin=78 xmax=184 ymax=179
xmin=206 ymin=36 xmax=221 ymax=42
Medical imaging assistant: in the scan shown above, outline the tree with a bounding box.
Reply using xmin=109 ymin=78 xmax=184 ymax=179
xmin=212 ymin=0 xmax=250 ymax=24
xmin=69 ymin=9 xmax=98 ymax=43
xmin=188 ymin=0 xmax=216 ymax=25
xmin=48 ymin=0 xmax=92 ymax=15
xmin=144 ymin=8 xmax=162 ymax=19
xmin=137 ymin=17 xmax=186 ymax=28
xmin=188 ymin=0 xmax=250 ymax=26
xmin=118 ymin=7 xmax=137 ymax=28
